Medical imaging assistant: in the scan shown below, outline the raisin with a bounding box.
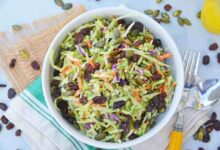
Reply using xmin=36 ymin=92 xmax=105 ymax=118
xmin=6 ymin=122 xmax=14 ymax=130
xmin=202 ymin=134 xmax=210 ymax=143
xmin=214 ymin=120 xmax=220 ymax=131
xmin=152 ymin=39 xmax=162 ymax=48
xmin=74 ymin=33 xmax=84 ymax=44
xmin=0 ymin=103 xmax=8 ymax=111
xmin=113 ymin=101 xmax=126 ymax=109
xmin=79 ymin=96 xmax=88 ymax=105
xmin=146 ymin=101 xmax=155 ymax=112
xmin=202 ymin=55 xmax=210 ymax=65
xmin=67 ymin=117 xmax=76 ymax=125
xmin=50 ymin=80 xmax=60 ymax=87
xmin=131 ymin=22 xmax=144 ymax=32
xmin=79 ymin=28 xmax=91 ymax=36
xmin=133 ymin=40 xmax=143 ymax=46
xmin=1 ymin=115 xmax=9 ymax=124
xmin=131 ymin=54 xmax=140 ymax=62
xmin=84 ymin=70 xmax=92 ymax=82
xmin=85 ymin=63 xmax=94 ymax=73
xmin=93 ymin=96 xmax=107 ymax=104
xmin=57 ymin=100 xmax=68 ymax=113
xmin=209 ymin=42 xmax=218 ymax=51
xmin=67 ymin=82 xmax=79 ymax=91
xmin=151 ymin=74 xmax=162 ymax=81
xmin=118 ymin=78 xmax=130 ymax=87
xmin=95 ymin=63 xmax=100 ymax=70
xmin=8 ymin=88 xmax=16 ymax=99
xmin=157 ymin=92 xmax=167 ymax=101
xmin=117 ymin=19 xmax=126 ymax=25
xmin=164 ymin=4 xmax=172 ymax=11
xmin=31 ymin=60 xmax=40 ymax=70
xmin=211 ymin=112 xmax=217 ymax=121
xmin=204 ymin=120 xmax=214 ymax=126
xmin=128 ymin=133 xmax=139 ymax=140
xmin=120 ymin=51 xmax=126 ymax=58
xmin=9 ymin=58 xmax=16 ymax=68
xmin=15 ymin=129 xmax=22 ymax=136
xmin=119 ymin=122 xmax=130 ymax=133
xmin=51 ymin=88 xmax=61 ymax=98
xmin=134 ymin=120 xmax=142 ymax=129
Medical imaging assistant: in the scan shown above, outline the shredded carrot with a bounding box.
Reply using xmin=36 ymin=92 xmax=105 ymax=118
xmin=146 ymin=63 xmax=153 ymax=70
xmin=157 ymin=69 xmax=163 ymax=77
xmin=145 ymin=85 xmax=151 ymax=90
xmin=146 ymin=37 xmax=152 ymax=43
xmin=158 ymin=53 xmax=172 ymax=61
xmin=74 ymin=90 xmax=81 ymax=97
xmin=86 ymin=41 xmax=92 ymax=48
xmin=160 ymin=84 xmax=166 ymax=93
xmin=132 ymin=89 xmax=141 ymax=102
xmin=89 ymin=59 xmax=95 ymax=68
xmin=61 ymin=66 xmax=71 ymax=75
xmin=172 ymin=81 xmax=177 ymax=87
xmin=77 ymin=77 xmax=83 ymax=90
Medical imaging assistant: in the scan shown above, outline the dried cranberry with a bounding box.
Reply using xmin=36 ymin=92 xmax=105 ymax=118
xmin=118 ymin=78 xmax=130 ymax=87
xmin=15 ymin=129 xmax=22 ymax=136
xmin=9 ymin=58 xmax=16 ymax=68
xmin=1 ymin=115 xmax=9 ymax=124
xmin=85 ymin=63 xmax=94 ymax=73
xmin=119 ymin=122 xmax=130 ymax=133
xmin=0 ymin=84 xmax=7 ymax=88
xmin=50 ymin=80 xmax=60 ymax=87
xmin=151 ymin=74 xmax=162 ymax=81
xmin=211 ymin=112 xmax=217 ymax=121
xmin=79 ymin=96 xmax=88 ymax=105
xmin=152 ymin=39 xmax=162 ymax=48
xmin=209 ymin=42 xmax=218 ymax=51
xmin=74 ymin=33 xmax=84 ymax=44
xmin=214 ymin=120 xmax=220 ymax=131
xmin=8 ymin=88 xmax=16 ymax=99
xmin=6 ymin=122 xmax=14 ymax=130
xmin=95 ymin=63 xmax=100 ymax=70
xmin=131 ymin=54 xmax=140 ymax=62
xmin=113 ymin=101 xmax=126 ymax=109
xmin=164 ymin=4 xmax=172 ymax=11
xmin=202 ymin=134 xmax=210 ymax=143
xmin=134 ymin=40 xmax=143 ymax=46
xmin=134 ymin=120 xmax=142 ymax=129
xmin=67 ymin=82 xmax=79 ymax=91
xmin=79 ymin=28 xmax=91 ymax=36
xmin=31 ymin=60 xmax=40 ymax=70
xmin=93 ymin=96 xmax=107 ymax=104
xmin=120 ymin=51 xmax=126 ymax=58
xmin=117 ymin=19 xmax=126 ymax=25
xmin=128 ymin=133 xmax=139 ymax=140
xmin=131 ymin=22 xmax=144 ymax=32
xmin=0 ymin=103 xmax=8 ymax=111
xmin=57 ymin=100 xmax=68 ymax=113
xmin=202 ymin=55 xmax=210 ymax=65
xmin=84 ymin=70 xmax=92 ymax=82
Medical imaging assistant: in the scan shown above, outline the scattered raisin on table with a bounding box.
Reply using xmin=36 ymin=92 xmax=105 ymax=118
xmin=164 ymin=4 xmax=172 ymax=11
xmin=209 ymin=42 xmax=218 ymax=51
xmin=31 ymin=60 xmax=40 ymax=70
xmin=0 ymin=103 xmax=8 ymax=111
xmin=198 ymin=147 xmax=204 ymax=150
xmin=202 ymin=55 xmax=210 ymax=65
xmin=15 ymin=129 xmax=22 ymax=136
xmin=1 ymin=115 xmax=9 ymax=124
xmin=6 ymin=122 xmax=14 ymax=130
xmin=8 ymin=88 xmax=16 ymax=99
xmin=9 ymin=58 xmax=16 ymax=68
xmin=0 ymin=84 xmax=7 ymax=88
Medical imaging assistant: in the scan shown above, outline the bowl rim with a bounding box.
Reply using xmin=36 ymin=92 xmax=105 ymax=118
xmin=42 ymin=6 xmax=184 ymax=149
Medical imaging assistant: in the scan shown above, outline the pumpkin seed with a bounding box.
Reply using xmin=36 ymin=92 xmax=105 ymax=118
xmin=54 ymin=0 xmax=64 ymax=7
xmin=156 ymin=0 xmax=162 ymax=4
xmin=177 ymin=17 xmax=184 ymax=26
xmin=145 ymin=9 xmax=154 ymax=15
xmin=197 ymin=11 xmax=201 ymax=19
xmin=197 ymin=131 xmax=204 ymax=141
xmin=113 ymin=28 xmax=120 ymax=39
xmin=161 ymin=12 xmax=170 ymax=20
xmin=94 ymin=41 xmax=105 ymax=48
xmin=183 ymin=18 xmax=191 ymax=26
xmin=12 ymin=25 xmax=22 ymax=31
xmin=173 ymin=10 xmax=182 ymax=17
xmin=161 ymin=18 xmax=170 ymax=24
xmin=193 ymin=132 xmax=198 ymax=140
xmin=62 ymin=3 xmax=72 ymax=10
xmin=95 ymin=132 xmax=107 ymax=140
xmin=19 ymin=49 xmax=30 ymax=59
xmin=153 ymin=10 xmax=160 ymax=18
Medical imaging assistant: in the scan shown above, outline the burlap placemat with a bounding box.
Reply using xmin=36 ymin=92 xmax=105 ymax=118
xmin=0 ymin=5 xmax=86 ymax=93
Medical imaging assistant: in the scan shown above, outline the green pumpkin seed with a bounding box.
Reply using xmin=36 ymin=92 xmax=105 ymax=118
xmin=173 ymin=10 xmax=182 ymax=17
xmin=156 ymin=0 xmax=162 ymax=4
xmin=95 ymin=132 xmax=107 ymax=140
xmin=161 ymin=18 xmax=170 ymax=24
xmin=177 ymin=17 xmax=184 ymax=26
xmin=197 ymin=11 xmax=201 ymax=19
xmin=161 ymin=12 xmax=170 ymax=20
xmin=94 ymin=41 xmax=105 ymax=48
xmin=115 ymin=37 xmax=123 ymax=45
xmin=54 ymin=0 xmax=64 ymax=7
xmin=131 ymin=29 xmax=140 ymax=37
xmin=113 ymin=28 xmax=120 ymax=39
xmin=19 ymin=49 xmax=30 ymax=60
xmin=62 ymin=3 xmax=72 ymax=10
xmin=12 ymin=25 xmax=22 ymax=31
xmin=197 ymin=131 xmax=204 ymax=141
xmin=145 ymin=9 xmax=154 ymax=15
xmin=183 ymin=18 xmax=191 ymax=26
xmin=153 ymin=10 xmax=160 ymax=18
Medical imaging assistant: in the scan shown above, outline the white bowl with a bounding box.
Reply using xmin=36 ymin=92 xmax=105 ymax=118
xmin=42 ymin=6 xmax=184 ymax=149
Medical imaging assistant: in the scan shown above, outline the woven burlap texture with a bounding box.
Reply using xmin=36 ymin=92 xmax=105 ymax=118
xmin=0 ymin=5 xmax=85 ymax=93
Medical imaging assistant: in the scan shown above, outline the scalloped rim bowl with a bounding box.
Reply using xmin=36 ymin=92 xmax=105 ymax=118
xmin=42 ymin=6 xmax=184 ymax=149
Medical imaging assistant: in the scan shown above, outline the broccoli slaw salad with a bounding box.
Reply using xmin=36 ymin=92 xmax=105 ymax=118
xmin=50 ymin=16 xmax=176 ymax=143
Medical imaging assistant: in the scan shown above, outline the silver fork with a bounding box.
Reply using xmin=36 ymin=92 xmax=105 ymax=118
xmin=168 ymin=51 xmax=200 ymax=150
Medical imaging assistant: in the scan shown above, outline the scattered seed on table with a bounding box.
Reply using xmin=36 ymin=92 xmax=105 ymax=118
xmin=214 ymin=120 xmax=220 ymax=131
xmin=202 ymin=55 xmax=210 ymax=65
xmin=145 ymin=9 xmax=154 ymax=15
xmin=0 ymin=103 xmax=8 ymax=111
xmin=197 ymin=11 xmax=201 ymax=19
xmin=152 ymin=10 xmax=160 ymax=18
xmin=1 ymin=115 xmax=9 ymax=124
xmin=6 ymin=122 xmax=14 ymax=130
xmin=0 ymin=84 xmax=7 ymax=88
xmin=156 ymin=0 xmax=162 ymax=4
xmin=177 ymin=17 xmax=184 ymax=26
xmin=12 ymin=25 xmax=22 ymax=31
xmin=31 ymin=60 xmax=40 ymax=70
xmin=54 ymin=0 xmax=64 ymax=7
xmin=209 ymin=42 xmax=218 ymax=51
xmin=183 ymin=18 xmax=191 ymax=26
xmin=9 ymin=58 xmax=16 ymax=68
xmin=198 ymin=147 xmax=204 ymax=150
xmin=8 ymin=88 xmax=16 ymax=99
xmin=15 ymin=129 xmax=22 ymax=136
xmin=164 ymin=4 xmax=172 ymax=11
xmin=173 ymin=10 xmax=182 ymax=17
xmin=62 ymin=3 xmax=72 ymax=10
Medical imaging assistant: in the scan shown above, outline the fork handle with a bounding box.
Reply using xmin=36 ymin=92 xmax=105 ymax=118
xmin=168 ymin=131 xmax=184 ymax=150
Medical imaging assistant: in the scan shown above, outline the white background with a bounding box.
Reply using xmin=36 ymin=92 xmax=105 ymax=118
xmin=0 ymin=0 xmax=220 ymax=149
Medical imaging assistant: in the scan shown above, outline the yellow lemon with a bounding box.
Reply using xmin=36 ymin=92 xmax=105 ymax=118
xmin=201 ymin=0 xmax=220 ymax=34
